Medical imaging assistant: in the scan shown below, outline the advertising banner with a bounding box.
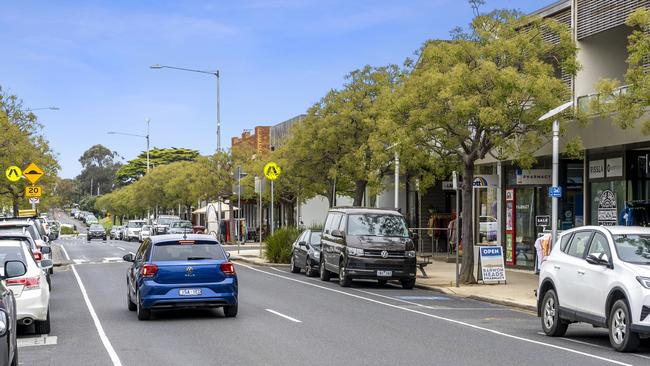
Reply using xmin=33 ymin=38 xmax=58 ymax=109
xmin=479 ymin=246 xmax=507 ymax=283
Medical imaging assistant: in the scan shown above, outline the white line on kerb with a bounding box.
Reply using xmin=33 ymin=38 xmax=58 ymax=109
xmin=265 ymin=309 xmax=302 ymax=323
xmin=61 ymin=245 xmax=123 ymax=366
xmin=240 ymin=264 xmax=632 ymax=366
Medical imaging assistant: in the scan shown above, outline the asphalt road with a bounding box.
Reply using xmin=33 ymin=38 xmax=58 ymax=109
xmin=15 ymin=213 xmax=650 ymax=365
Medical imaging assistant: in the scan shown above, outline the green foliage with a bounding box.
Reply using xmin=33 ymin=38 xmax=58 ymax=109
xmin=60 ymin=226 xmax=76 ymax=235
xmin=115 ymin=147 xmax=200 ymax=186
xmin=264 ymin=227 xmax=301 ymax=264
xmin=76 ymin=144 xmax=121 ymax=196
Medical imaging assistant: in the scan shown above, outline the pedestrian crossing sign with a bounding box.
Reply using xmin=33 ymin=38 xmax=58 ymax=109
xmin=264 ymin=162 xmax=281 ymax=181
xmin=5 ymin=166 xmax=22 ymax=182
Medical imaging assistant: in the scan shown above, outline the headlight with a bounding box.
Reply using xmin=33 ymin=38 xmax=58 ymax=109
xmin=405 ymin=251 xmax=416 ymax=258
xmin=637 ymin=276 xmax=650 ymax=289
xmin=347 ymin=247 xmax=364 ymax=256
xmin=313 ymin=251 xmax=320 ymax=259
xmin=0 ymin=311 xmax=7 ymax=337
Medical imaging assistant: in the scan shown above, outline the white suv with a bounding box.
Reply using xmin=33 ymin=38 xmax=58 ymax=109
xmin=538 ymin=226 xmax=650 ymax=352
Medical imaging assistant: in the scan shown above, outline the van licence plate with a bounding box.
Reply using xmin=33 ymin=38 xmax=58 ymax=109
xmin=179 ymin=288 xmax=202 ymax=296
xmin=377 ymin=270 xmax=392 ymax=277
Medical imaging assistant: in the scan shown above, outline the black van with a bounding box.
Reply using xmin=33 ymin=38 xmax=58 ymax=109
xmin=319 ymin=208 xmax=417 ymax=289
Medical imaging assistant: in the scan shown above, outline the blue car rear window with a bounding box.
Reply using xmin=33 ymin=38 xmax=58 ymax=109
xmin=151 ymin=240 xmax=226 ymax=261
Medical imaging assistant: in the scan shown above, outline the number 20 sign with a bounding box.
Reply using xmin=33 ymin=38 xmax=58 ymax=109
xmin=25 ymin=186 xmax=42 ymax=198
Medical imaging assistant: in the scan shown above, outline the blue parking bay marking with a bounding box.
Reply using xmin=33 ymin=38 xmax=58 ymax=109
xmin=397 ymin=296 xmax=450 ymax=301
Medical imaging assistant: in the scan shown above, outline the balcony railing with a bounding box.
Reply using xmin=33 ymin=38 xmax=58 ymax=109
xmin=576 ymin=85 xmax=629 ymax=114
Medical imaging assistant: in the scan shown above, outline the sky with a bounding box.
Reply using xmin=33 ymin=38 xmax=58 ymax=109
xmin=1 ymin=0 xmax=543 ymax=178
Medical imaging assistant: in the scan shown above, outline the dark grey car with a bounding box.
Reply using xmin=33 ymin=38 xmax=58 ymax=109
xmin=87 ymin=224 xmax=106 ymax=241
xmin=289 ymin=230 xmax=322 ymax=277
xmin=319 ymin=208 xmax=417 ymax=289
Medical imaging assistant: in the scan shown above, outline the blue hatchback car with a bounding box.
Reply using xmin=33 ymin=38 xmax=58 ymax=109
xmin=123 ymin=234 xmax=238 ymax=320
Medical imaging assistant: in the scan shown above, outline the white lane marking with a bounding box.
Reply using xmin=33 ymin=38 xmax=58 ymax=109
xmin=265 ymin=309 xmax=302 ymax=323
xmin=536 ymin=332 xmax=650 ymax=361
xmin=116 ymin=247 xmax=125 ymax=251
xmin=240 ymin=264 xmax=632 ymax=366
xmin=17 ymin=335 xmax=57 ymax=348
xmin=102 ymin=257 xmax=123 ymax=263
xmin=62 ymin=244 xmax=123 ymax=366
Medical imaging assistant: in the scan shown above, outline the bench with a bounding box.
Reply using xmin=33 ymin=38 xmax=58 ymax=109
xmin=417 ymin=255 xmax=432 ymax=278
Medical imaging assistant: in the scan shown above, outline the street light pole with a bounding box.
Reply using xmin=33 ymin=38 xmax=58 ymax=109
xmin=394 ymin=151 xmax=400 ymax=209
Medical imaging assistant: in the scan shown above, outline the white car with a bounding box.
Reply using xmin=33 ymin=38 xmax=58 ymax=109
xmin=139 ymin=225 xmax=152 ymax=242
xmin=0 ymin=238 xmax=51 ymax=334
xmin=538 ymin=226 xmax=650 ymax=352
xmin=125 ymin=220 xmax=145 ymax=242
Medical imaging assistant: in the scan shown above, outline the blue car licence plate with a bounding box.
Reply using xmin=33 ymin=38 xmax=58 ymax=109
xmin=179 ymin=288 xmax=202 ymax=296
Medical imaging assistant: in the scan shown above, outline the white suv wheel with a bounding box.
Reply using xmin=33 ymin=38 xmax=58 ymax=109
xmin=543 ymin=296 xmax=556 ymax=329
xmin=611 ymin=308 xmax=626 ymax=345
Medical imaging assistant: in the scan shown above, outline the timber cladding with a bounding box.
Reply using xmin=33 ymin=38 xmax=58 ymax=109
xmin=577 ymin=0 xmax=650 ymax=40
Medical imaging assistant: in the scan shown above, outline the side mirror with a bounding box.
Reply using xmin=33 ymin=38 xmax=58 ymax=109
xmin=39 ymin=259 xmax=53 ymax=269
xmin=41 ymin=246 xmax=52 ymax=254
xmin=586 ymin=253 xmax=610 ymax=267
xmin=122 ymin=253 xmax=135 ymax=262
xmin=43 ymin=236 xmax=49 ymax=243
xmin=331 ymin=229 xmax=345 ymax=239
xmin=226 ymin=252 xmax=231 ymax=259
xmin=3 ymin=260 xmax=26 ymax=279
xmin=298 ymin=241 xmax=307 ymax=247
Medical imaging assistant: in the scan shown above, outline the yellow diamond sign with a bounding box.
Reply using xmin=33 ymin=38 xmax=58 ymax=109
xmin=264 ymin=162 xmax=281 ymax=181
xmin=23 ymin=162 xmax=44 ymax=185
xmin=5 ymin=166 xmax=22 ymax=182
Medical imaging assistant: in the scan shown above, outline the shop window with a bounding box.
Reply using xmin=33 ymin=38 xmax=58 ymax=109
xmin=590 ymin=180 xmax=626 ymax=225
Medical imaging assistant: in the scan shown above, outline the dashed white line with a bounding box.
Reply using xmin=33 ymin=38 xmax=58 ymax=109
xmin=240 ymin=264 xmax=632 ymax=366
xmin=61 ymin=245 xmax=123 ymax=366
xmin=265 ymin=309 xmax=302 ymax=323
xmin=116 ymin=247 xmax=125 ymax=251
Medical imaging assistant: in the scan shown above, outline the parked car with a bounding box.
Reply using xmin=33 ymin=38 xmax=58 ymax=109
xmin=110 ymin=226 xmax=124 ymax=240
xmin=46 ymin=220 xmax=60 ymax=241
xmin=125 ymin=220 xmax=145 ymax=242
xmin=0 ymin=259 xmax=27 ymax=366
xmin=168 ymin=220 xmax=193 ymax=235
xmin=0 ymin=237 xmax=51 ymax=334
xmin=319 ymin=208 xmax=417 ymax=289
xmin=153 ymin=215 xmax=180 ymax=235
xmin=0 ymin=220 xmax=53 ymax=276
xmin=289 ymin=229 xmax=322 ymax=277
xmin=538 ymin=226 xmax=650 ymax=352
xmin=87 ymin=224 xmax=106 ymax=241
xmin=84 ymin=215 xmax=99 ymax=225
xmin=139 ymin=225 xmax=153 ymax=243
xmin=123 ymin=234 xmax=238 ymax=320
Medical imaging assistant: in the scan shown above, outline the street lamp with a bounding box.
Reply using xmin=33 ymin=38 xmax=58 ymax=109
xmin=386 ymin=143 xmax=400 ymax=209
xmin=25 ymin=107 xmax=60 ymax=112
xmin=107 ymin=118 xmax=151 ymax=173
xmin=149 ymin=64 xmax=221 ymax=152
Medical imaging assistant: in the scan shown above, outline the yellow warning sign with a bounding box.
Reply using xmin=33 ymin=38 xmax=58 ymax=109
xmin=5 ymin=166 xmax=22 ymax=182
xmin=264 ymin=162 xmax=281 ymax=181
xmin=25 ymin=185 xmax=42 ymax=198
xmin=23 ymin=162 xmax=44 ymax=185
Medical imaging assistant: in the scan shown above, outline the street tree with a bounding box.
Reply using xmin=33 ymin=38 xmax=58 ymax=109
xmin=397 ymin=8 xmax=577 ymax=283
xmin=76 ymin=144 xmax=121 ymax=196
xmin=115 ymin=147 xmax=199 ymax=186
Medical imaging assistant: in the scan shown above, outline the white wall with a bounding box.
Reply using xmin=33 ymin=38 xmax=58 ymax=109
xmin=298 ymin=195 xmax=354 ymax=228
xmin=375 ymin=174 xmax=407 ymax=211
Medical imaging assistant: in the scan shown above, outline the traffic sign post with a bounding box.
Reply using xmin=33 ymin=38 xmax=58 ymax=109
xmin=29 ymin=197 xmax=40 ymax=205
xmin=548 ymin=186 xmax=562 ymax=198
xmin=264 ymin=162 xmax=281 ymax=236
xmin=23 ymin=162 xmax=44 ymax=185
xmin=5 ymin=166 xmax=22 ymax=182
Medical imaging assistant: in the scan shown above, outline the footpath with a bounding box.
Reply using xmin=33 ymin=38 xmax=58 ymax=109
xmin=229 ymin=248 xmax=538 ymax=313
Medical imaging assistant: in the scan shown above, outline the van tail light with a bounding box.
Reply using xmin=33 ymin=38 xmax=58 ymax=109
xmin=220 ymin=262 xmax=235 ymax=275
xmin=32 ymin=250 xmax=42 ymax=261
xmin=7 ymin=277 xmax=40 ymax=290
xmin=141 ymin=264 xmax=158 ymax=278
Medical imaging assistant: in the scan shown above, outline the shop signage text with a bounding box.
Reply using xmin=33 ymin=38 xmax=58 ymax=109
xmin=589 ymin=160 xmax=605 ymax=179
xmin=472 ymin=175 xmax=497 ymax=188
xmin=606 ymin=157 xmax=623 ymax=178
xmin=597 ymin=189 xmax=617 ymax=226
xmin=516 ymin=169 xmax=551 ymax=185
xmin=479 ymin=246 xmax=506 ymax=283
xmin=536 ymin=215 xmax=550 ymax=227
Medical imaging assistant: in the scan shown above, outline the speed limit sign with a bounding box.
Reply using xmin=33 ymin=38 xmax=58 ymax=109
xmin=25 ymin=185 xmax=42 ymax=197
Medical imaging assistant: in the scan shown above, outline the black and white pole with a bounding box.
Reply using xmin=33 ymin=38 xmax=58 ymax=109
xmin=270 ymin=180 xmax=274 ymax=236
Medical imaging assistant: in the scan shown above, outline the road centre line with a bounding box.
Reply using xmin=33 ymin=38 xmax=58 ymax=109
xmin=265 ymin=309 xmax=302 ymax=323
xmin=60 ymin=245 xmax=124 ymax=366
xmin=116 ymin=247 xmax=125 ymax=251
xmin=240 ymin=264 xmax=632 ymax=366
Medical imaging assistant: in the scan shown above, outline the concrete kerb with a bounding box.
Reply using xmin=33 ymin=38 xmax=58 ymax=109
xmin=414 ymin=283 xmax=537 ymax=313
xmin=229 ymin=256 xmax=290 ymax=268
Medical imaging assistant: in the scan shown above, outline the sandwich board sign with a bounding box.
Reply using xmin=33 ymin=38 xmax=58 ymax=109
xmin=478 ymin=246 xmax=506 ymax=284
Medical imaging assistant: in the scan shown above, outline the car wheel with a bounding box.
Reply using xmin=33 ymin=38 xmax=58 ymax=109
xmin=289 ymin=253 xmax=301 ymax=273
xmin=305 ymin=258 xmax=317 ymax=277
xmin=378 ymin=279 xmax=388 ymax=286
xmin=35 ymin=309 xmax=51 ymax=334
xmin=609 ymin=299 xmax=640 ymax=352
xmin=401 ymin=278 xmax=415 ymax=289
xmin=136 ymin=291 xmax=151 ymax=321
xmin=541 ymin=289 xmax=568 ymax=337
xmin=319 ymin=260 xmax=331 ymax=282
xmin=223 ymin=303 xmax=238 ymax=318
xmin=127 ymin=286 xmax=136 ymax=311
xmin=339 ymin=261 xmax=352 ymax=287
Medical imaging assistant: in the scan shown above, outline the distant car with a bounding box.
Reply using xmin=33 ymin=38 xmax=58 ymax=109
xmin=125 ymin=220 xmax=145 ymax=242
xmin=139 ymin=225 xmax=152 ymax=243
xmin=123 ymin=235 xmax=238 ymax=320
xmin=168 ymin=220 xmax=193 ymax=235
xmin=85 ymin=215 xmax=99 ymax=225
xmin=47 ymin=220 xmax=60 ymax=241
xmin=0 ymin=237 xmax=51 ymax=334
xmin=290 ymin=229 xmax=322 ymax=277
xmin=110 ymin=226 xmax=124 ymax=240
xmin=0 ymin=258 xmax=27 ymax=366
xmin=153 ymin=215 xmax=180 ymax=235
xmin=87 ymin=224 xmax=106 ymax=242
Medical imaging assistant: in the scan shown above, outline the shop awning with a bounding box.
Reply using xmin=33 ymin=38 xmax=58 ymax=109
xmin=192 ymin=202 xmax=238 ymax=215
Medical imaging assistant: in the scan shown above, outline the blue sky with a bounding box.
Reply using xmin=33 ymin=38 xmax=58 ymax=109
xmin=1 ymin=0 xmax=542 ymax=178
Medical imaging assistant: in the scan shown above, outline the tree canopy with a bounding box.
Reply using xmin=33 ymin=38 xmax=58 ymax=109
xmin=115 ymin=147 xmax=199 ymax=186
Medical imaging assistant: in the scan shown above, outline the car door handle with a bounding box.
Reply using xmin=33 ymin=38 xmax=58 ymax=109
xmin=553 ymin=265 xmax=560 ymax=270
xmin=577 ymin=270 xmax=585 ymax=275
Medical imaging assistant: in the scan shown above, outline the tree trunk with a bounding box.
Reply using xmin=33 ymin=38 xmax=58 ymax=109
xmin=353 ymin=180 xmax=366 ymax=206
xmin=12 ymin=197 xmax=19 ymax=217
xmin=459 ymin=162 xmax=476 ymax=284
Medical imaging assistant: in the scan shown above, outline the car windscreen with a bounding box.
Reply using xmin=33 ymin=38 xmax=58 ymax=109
xmin=347 ymin=214 xmax=409 ymax=238
xmin=157 ymin=217 xmax=177 ymax=225
xmin=613 ymin=234 xmax=650 ymax=264
xmin=90 ymin=224 xmax=103 ymax=230
xmin=310 ymin=232 xmax=322 ymax=246
xmin=128 ymin=221 xmax=144 ymax=228
xmin=152 ymin=240 xmax=226 ymax=261
xmin=170 ymin=221 xmax=192 ymax=228
xmin=0 ymin=242 xmax=30 ymax=267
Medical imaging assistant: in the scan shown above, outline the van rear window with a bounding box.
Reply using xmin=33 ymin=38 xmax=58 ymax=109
xmin=152 ymin=240 xmax=226 ymax=261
